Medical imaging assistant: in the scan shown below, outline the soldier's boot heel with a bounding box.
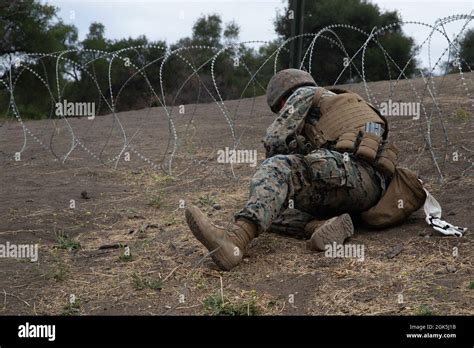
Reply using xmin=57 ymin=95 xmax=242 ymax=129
xmin=306 ymin=213 xmax=354 ymax=251
xmin=185 ymin=205 xmax=257 ymax=271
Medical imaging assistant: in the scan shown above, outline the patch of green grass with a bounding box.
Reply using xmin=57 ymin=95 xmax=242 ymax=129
xmin=203 ymin=291 xmax=260 ymax=316
xmin=452 ymin=108 xmax=469 ymax=122
xmin=46 ymin=251 xmax=69 ymax=282
xmin=415 ymin=304 xmax=435 ymax=316
xmin=54 ymin=232 xmax=81 ymax=251
xmin=192 ymin=272 xmax=208 ymax=290
xmin=150 ymin=173 xmax=175 ymax=184
xmin=131 ymin=273 xmax=163 ymax=290
xmin=197 ymin=194 xmax=217 ymax=207
xmin=468 ymin=281 xmax=474 ymax=289
xmin=118 ymin=246 xmax=133 ymax=262
xmin=52 ymin=262 xmax=69 ymax=282
xmin=61 ymin=299 xmax=81 ymax=316
xmin=267 ymin=300 xmax=277 ymax=308
xmin=148 ymin=194 xmax=163 ymax=209
xmin=119 ymin=253 xmax=133 ymax=262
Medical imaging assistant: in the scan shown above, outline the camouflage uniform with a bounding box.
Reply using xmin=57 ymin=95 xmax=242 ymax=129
xmin=234 ymin=86 xmax=384 ymax=238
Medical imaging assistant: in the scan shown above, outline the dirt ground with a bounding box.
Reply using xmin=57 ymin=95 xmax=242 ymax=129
xmin=0 ymin=73 xmax=472 ymax=315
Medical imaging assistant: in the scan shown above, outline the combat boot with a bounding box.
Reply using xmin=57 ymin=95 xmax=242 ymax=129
xmin=306 ymin=213 xmax=354 ymax=251
xmin=185 ymin=205 xmax=257 ymax=271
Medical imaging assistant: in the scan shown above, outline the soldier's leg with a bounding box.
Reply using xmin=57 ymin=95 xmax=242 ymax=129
xmin=185 ymin=153 xmax=312 ymax=271
xmin=303 ymin=149 xmax=382 ymax=216
xmin=302 ymin=149 xmax=383 ymax=250
xmin=234 ymin=154 xmax=313 ymax=233
xmin=269 ymin=208 xmax=315 ymax=239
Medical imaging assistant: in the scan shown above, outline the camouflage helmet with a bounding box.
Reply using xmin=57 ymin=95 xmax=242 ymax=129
xmin=266 ymin=69 xmax=316 ymax=113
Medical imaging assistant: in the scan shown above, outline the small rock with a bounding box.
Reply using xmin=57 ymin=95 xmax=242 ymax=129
xmin=213 ymin=204 xmax=221 ymax=210
xmin=446 ymin=264 xmax=457 ymax=273
xmin=386 ymin=243 xmax=404 ymax=259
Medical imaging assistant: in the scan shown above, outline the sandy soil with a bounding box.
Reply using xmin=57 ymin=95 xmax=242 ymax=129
xmin=0 ymin=72 xmax=472 ymax=315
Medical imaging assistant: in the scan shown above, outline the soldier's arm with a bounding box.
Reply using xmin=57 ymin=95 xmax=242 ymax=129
xmin=263 ymin=87 xmax=315 ymax=158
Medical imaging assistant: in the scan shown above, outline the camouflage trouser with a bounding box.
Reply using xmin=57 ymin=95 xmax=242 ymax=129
xmin=234 ymin=149 xmax=383 ymax=238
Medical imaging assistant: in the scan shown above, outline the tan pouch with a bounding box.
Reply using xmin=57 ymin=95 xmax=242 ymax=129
xmin=355 ymin=132 xmax=381 ymax=163
xmin=335 ymin=131 xmax=358 ymax=153
xmin=375 ymin=142 xmax=399 ymax=177
xmin=361 ymin=167 xmax=426 ymax=228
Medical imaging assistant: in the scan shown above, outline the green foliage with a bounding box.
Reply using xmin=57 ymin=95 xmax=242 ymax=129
xmin=192 ymin=14 xmax=222 ymax=47
xmin=62 ymin=299 xmax=81 ymax=316
xmin=2 ymin=0 xmax=420 ymax=119
xmin=55 ymin=232 xmax=81 ymax=251
xmin=452 ymin=108 xmax=469 ymax=122
xmin=203 ymin=291 xmax=260 ymax=316
xmin=118 ymin=247 xmax=133 ymax=262
xmin=51 ymin=261 xmax=69 ymax=282
xmin=444 ymin=28 xmax=474 ymax=72
xmin=1 ymin=2 xmax=276 ymax=119
xmin=1 ymin=0 xmax=78 ymax=119
xmin=274 ymin=0 xmax=418 ymax=84
xmin=131 ymin=273 xmax=163 ymax=290
xmin=197 ymin=193 xmax=217 ymax=207
xmin=415 ymin=304 xmax=435 ymax=316
xmin=148 ymin=194 xmax=163 ymax=209
xmin=459 ymin=29 xmax=474 ymax=70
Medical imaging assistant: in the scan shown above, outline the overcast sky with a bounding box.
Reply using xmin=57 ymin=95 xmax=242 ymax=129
xmin=46 ymin=0 xmax=473 ymax=70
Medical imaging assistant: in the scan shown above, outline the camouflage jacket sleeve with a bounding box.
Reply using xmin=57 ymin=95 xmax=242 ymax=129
xmin=263 ymin=86 xmax=316 ymax=158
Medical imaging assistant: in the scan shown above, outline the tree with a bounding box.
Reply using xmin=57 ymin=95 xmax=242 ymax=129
xmin=274 ymin=0 xmax=418 ymax=84
xmin=0 ymin=0 xmax=77 ymax=55
xmin=0 ymin=0 xmax=78 ymax=119
xmin=459 ymin=29 xmax=474 ymax=69
xmin=452 ymin=28 xmax=474 ymax=72
xmin=192 ymin=14 xmax=222 ymax=47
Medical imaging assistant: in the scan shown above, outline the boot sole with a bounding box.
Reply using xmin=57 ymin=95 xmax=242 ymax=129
xmin=307 ymin=213 xmax=354 ymax=251
xmin=185 ymin=207 xmax=234 ymax=271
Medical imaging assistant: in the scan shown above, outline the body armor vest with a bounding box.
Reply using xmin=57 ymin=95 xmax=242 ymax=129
xmin=308 ymin=87 xmax=387 ymax=145
xmin=301 ymin=88 xmax=398 ymax=177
